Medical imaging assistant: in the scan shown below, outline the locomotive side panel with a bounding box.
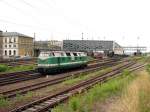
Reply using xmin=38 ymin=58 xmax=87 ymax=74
xmin=37 ymin=51 xmax=88 ymax=74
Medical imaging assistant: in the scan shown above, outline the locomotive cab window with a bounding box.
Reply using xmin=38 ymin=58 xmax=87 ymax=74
xmin=49 ymin=52 xmax=54 ymax=56
xmin=66 ymin=53 xmax=71 ymax=56
xmin=78 ymin=53 xmax=81 ymax=56
xmin=39 ymin=52 xmax=54 ymax=57
xmin=73 ymin=53 xmax=77 ymax=56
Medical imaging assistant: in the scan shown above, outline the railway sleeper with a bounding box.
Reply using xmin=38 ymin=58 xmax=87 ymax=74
xmin=10 ymin=62 xmax=136 ymax=112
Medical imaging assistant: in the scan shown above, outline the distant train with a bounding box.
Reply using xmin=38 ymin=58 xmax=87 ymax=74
xmin=37 ymin=51 xmax=88 ymax=74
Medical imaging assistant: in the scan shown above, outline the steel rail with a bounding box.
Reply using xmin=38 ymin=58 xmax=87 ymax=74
xmin=9 ymin=62 xmax=140 ymax=112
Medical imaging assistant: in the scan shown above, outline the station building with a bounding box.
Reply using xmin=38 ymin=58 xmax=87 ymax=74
xmin=0 ymin=31 xmax=33 ymax=59
xmin=123 ymin=46 xmax=147 ymax=55
xmin=63 ymin=40 xmax=124 ymax=55
xmin=34 ymin=40 xmax=62 ymax=57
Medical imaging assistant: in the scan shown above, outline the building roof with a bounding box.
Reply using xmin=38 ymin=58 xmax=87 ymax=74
xmin=63 ymin=40 xmax=122 ymax=52
xmin=63 ymin=40 xmax=113 ymax=42
xmin=0 ymin=32 xmax=32 ymax=38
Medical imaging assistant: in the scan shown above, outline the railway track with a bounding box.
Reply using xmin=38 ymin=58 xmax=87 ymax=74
xmin=0 ymin=57 xmax=110 ymax=67
xmin=9 ymin=62 xmax=145 ymax=112
xmin=0 ymin=60 xmax=37 ymax=67
xmin=0 ymin=70 xmax=42 ymax=86
xmin=6 ymin=57 xmax=115 ymax=67
xmin=0 ymin=58 xmax=123 ymax=98
xmin=0 ymin=58 xmax=121 ymax=86
xmin=0 ymin=58 xmax=37 ymax=63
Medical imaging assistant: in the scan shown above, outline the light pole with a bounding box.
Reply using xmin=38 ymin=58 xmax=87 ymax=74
xmin=81 ymin=32 xmax=84 ymax=51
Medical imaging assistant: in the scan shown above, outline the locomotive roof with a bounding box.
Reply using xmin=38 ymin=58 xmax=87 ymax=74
xmin=40 ymin=51 xmax=85 ymax=53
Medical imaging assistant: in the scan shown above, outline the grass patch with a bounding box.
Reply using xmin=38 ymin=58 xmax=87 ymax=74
xmin=0 ymin=95 xmax=10 ymax=107
xmin=139 ymin=90 xmax=150 ymax=112
xmin=52 ymin=69 xmax=135 ymax=112
xmin=0 ymin=64 xmax=8 ymax=72
xmin=62 ymin=67 xmax=113 ymax=85
xmin=15 ymin=91 xmax=34 ymax=102
xmin=62 ymin=62 xmax=128 ymax=86
xmin=0 ymin=63 xmax=122 ymax=109
xmin=146 ymin=64 xmax=150 ymax=74
xmin=137 ymin=56 xmax=150 ymax=63
xmin=106 ymin=70 xmax=150 ymax=112
xmin=139 ymin=71 xmax=150 ymax=112
xmin=0 ymin=91 xmax=34 ymax=108
xmin=7 ymin=65 xmax=35 ymax=72
xmin=0 ymin=64 xmax=35 ymax=73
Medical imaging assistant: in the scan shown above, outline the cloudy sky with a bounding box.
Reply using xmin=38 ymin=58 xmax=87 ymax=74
xmin=0 ymin=0 xmax=150 ymax=51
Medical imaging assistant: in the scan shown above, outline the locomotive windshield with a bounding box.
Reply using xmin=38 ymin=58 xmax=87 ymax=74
xmin=39 ymin=52 xmax=54 ymax=57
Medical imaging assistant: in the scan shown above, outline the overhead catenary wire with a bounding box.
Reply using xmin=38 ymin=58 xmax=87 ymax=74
xmin=20 ymin=0 xmax=36 ymax=9
xmin=0 ymin=0 xmax=92 ymax=40
xmin=40 ymin=0 xmax=90 ymax=32
xmin=0 ymin=0 xmax=55 ymax=31
xmin=0 ymin=0 xmax=42 ymax=25
xmin=0 ymin=0 xmax=89 ymax=32
xmin=0 ymin=18 xmax=54 ymax=31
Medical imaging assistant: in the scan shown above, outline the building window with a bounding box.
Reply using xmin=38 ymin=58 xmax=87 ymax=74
xmin=13 ymin=44 xmax=16 ymax=47
xmin=14 ymin=38 xmax=16 ymax=42
xmin=5 ymin=38 xmax=7 ymax=43
xmin=9 ymin=38 xmax=11 ymax=43
xmin=9 ymin=45 xmax=11 ymax=48
xmin=5 ymin=50 xmax=7 ymax=55
xmin=5 ymin=45 xmax=7 ymax=48
xmin=9 ymin=50 xmax=11 ymax=55
xmin=14 ymin=50 xmax=16 ymax=56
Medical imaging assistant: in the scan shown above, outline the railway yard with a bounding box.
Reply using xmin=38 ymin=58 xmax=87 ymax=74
xmin=1 ymin=1 xmax=150 ymax=111
xmin=0 ymin=56 xmax=149 ymax=112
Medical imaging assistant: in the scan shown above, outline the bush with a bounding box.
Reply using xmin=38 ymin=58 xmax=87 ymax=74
xmin=0 ymin=64 xmax=8 ymax=72
xmin=69 ymin=97 xmax=81 ymax=111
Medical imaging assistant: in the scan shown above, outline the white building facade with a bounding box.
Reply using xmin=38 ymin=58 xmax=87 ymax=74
xmin=1 ymin=31 xmax=33 ymax=59
xmin=3 ymin=36 xmax=19 ymax=58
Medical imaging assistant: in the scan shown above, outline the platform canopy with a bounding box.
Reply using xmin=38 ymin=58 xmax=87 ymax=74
xmin=123 ymin=46 xmax=147 ymax=51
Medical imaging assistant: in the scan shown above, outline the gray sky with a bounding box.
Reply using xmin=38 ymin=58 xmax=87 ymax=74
xmin=0 ymin=0 xmax=150 ymax=51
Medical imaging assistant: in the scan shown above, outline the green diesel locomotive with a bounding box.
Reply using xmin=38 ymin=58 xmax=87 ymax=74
xmin=37 ymin=51 xmax=88 ymax=74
